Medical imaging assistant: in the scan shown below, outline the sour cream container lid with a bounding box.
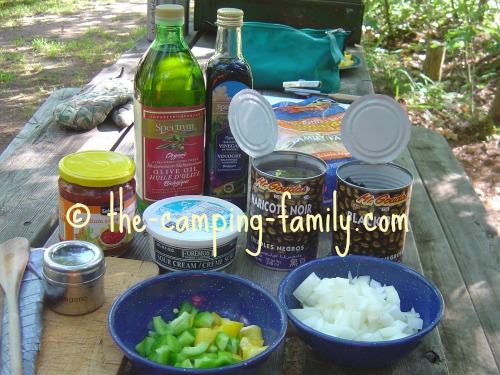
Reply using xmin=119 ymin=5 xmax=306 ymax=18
xmin=340 ymin=94 xmax=411 ymax=164
xmin=143 ymin=195 xmax=245 ymax=248
xmin=229 ymin=89 xmax=278 ymax=158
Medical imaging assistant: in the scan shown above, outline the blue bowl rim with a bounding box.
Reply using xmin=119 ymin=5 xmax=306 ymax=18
xmin=277 ymin=255 xmax=445 ymax=347
xmin=108 ymin=270 xmax=288 ymax=372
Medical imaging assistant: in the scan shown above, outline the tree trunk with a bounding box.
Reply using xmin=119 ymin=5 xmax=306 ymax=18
xmin=477 ymin=0 xmax=488 ymax=23
xmin=490 ymin=76 xmax=500 ymax=125
xmin=382 ymin=0 xmax=392 ymax=34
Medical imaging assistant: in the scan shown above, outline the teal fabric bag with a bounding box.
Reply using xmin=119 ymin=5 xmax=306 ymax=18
xmin=242 ymin=22 xmax=350 ymax=93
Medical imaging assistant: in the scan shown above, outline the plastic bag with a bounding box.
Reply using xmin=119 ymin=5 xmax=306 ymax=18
xmin=273 ymin=97 xmax=354 ymax=207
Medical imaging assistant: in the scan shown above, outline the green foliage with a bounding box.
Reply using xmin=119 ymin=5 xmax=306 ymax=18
xmin=32 ymin=37 xmax=63 ymax=57
xmin=0 ymin=70 xmax=15 ymax=85
xmin=363 ymin=0 xmax=500 ymax=140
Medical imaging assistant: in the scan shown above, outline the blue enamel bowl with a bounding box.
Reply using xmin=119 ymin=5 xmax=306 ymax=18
xmin=108 ymin=271 xmax=287 ymax=375
xmin=278 ymin=255 xmax=444 ymax=368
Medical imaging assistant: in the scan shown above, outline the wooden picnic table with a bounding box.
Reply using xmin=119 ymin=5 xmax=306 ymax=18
xmin=0 ymin=30 xmax=499 ymax=375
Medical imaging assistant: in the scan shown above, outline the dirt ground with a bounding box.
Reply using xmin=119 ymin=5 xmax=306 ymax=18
xmin=0 ymin=0 xmax=498 ymax=231
xmin=0 ymin=0 xmax=147 ymax=153
xmin=451 ymin=138 xmax=499 ymax=230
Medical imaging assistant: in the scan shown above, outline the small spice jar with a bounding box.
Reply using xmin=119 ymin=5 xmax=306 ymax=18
xmin=42 ymin=241 xmax=106 ymax=315
xmin=58 ymin=150 xmax=136 ymax=256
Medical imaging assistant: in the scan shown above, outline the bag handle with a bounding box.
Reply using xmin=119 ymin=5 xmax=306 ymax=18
xmin=326 ymin=30 xmax=347 ymax=65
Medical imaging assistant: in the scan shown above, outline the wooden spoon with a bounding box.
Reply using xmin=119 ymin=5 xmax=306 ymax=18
xmin=0 ymin=237 xmax=30 ymax=375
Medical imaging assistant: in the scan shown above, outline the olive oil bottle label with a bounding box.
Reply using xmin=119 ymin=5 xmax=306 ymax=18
xmin=135 ymin=101 xmax=205 ymax=203
xmin=206 ymin=81 xmax=249 ymax=201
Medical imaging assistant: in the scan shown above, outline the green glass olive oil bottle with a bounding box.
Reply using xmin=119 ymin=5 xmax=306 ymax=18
xmin=134 ymin=4 xmax=206 ymax=213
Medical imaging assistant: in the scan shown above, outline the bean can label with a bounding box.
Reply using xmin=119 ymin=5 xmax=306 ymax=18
xmin=332 ymin=161 xmax=413 ymax=262
xmin=247 ymin=151 xmax=327 ymax=270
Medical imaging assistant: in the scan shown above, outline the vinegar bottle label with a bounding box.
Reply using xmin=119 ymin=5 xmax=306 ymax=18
xmin=207 ymin=81 xmax=249 ymax=199
xmin=135 ymin=100 xmax=205 ymax=203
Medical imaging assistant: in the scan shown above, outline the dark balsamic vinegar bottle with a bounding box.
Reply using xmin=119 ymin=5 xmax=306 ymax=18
xmin=204 ymin=8 xmax=253 ymax=211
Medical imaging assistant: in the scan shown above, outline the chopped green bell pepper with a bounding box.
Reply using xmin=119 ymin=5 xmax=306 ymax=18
xmin=214 ymin=331 xmax=230 ymax=351
xmin=226 ymin=337 xmax=240 ymax=354
xmin=175 ymin=358 xmax=194 ymax=368
xmin=168 ymin=311 xmax=193 ymax=336
xmin=216 ymin=351 xmax=239 ymax=367
xmin=136 ymin=301 xmax=266 ymax=369
xmin=193 ymin=311 xmax=215 ymax=328
xmin=135 ymin=336 xmax=155 ymax=357
xmin=193 ymin=354 xmax=218 ymax=369
xmin=155 ymin=346 xmax=170 ymax=365
xmin=177 ymin=300 xmax=199 ymax=316
xmin=166 ymin=334 xmax=182 ymax=353
xmin=177 ymin=329 xmax=195 ymax=347
xmin=152 ymin=316 xmax=170 ymax=335
xmin=169 ymin=352 xmax=188 ymax=365
xmin=181 ymin=341 xmax=210 ymax=357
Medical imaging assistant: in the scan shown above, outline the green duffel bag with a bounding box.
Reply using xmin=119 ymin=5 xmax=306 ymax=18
xmin=242 ymin=22 xmax=350 ymax=93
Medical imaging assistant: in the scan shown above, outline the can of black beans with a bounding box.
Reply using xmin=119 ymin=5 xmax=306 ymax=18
xmin=332 ymin=94 xmax=413 ymax=262
xmin=247 ymin=151 xmax=328 ymax=270
xmin=333 ymin=162 xmax=413 ymax=261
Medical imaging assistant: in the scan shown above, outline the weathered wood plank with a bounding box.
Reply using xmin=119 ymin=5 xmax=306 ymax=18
xmin=340 ymin=46 xmax=375 ymax=96
xmin=0 ymin=47 xmax=144 ymax=248
xmin=85 ymin=31 xmax=201 ymax=83
xmin=400 ymin=126 xmax=500 ymax=374
xmin=0 ymin=88 xmax=81 ymax=162
xmin=0 ymin=113 xmax=128 ymax=247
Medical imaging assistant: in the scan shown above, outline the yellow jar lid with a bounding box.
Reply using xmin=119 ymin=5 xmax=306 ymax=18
xmin=59 ymin=151 xmax=135 ymax=187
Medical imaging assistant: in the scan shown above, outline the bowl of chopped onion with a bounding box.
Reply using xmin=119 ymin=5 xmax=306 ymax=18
xmin=277 ymin=255 xmax=444 ymax=368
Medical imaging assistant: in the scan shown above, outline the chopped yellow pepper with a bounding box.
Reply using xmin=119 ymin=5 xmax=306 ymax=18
xmin=240 ymin=337 xmax=269 ymax=360
xmin=240 ymin=325 xmax=263 ymax=342
xmin=219 ymin=318 xmax=244 ymax=338
xmin=194 ymin=327 xmax=219 ymax=346
xmin=211 ymin=312 xmax=222 ymax=326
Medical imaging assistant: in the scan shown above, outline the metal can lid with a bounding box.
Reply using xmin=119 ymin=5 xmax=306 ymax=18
xmin=340 ymin=94 xmax=411 ymax=164
xmin=228 ymin=89 xmax=278 ymax=158
xmin=43 ymin=241 xmax=105 ymax=285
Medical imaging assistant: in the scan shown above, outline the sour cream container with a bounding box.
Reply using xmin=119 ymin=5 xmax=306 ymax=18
xmin=143 ymin=195 xmax=245 ymax=272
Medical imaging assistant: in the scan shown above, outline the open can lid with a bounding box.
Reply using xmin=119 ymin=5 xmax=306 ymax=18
xmin=341 ymin=94 xmax=411 ymax=164
xmin=228 ymin=89 xmax=278 ymax=158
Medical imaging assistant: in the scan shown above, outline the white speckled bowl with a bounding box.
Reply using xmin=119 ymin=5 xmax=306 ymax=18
xmin=108 ymin=271 xmax=287 ymax=374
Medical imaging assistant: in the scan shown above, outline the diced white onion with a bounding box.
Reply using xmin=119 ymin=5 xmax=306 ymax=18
xmin=292 ymin=272 xmax=321 ymax=304
xmin=291 ymin=272 xmax=424 ymax=342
